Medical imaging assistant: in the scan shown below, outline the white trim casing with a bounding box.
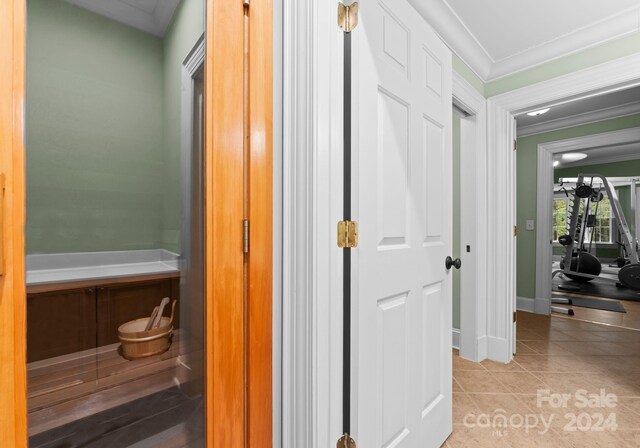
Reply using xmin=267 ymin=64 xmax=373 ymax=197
xmin=282 ymin=0 xmax=343 ymax=446
xmin=491 ymin=54 xmax=640 ymax=113
xmin=487 ymin=54 xmax=640 ymax=363
xmin=484 ymin=101 xmax=517 ymax=363
xmin=453 ymin=72 xmax=488 ymax=363
xmin=535 ymin=127 xmax=640 ymax=316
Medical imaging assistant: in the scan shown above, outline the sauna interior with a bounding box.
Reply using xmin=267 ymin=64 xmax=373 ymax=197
xmin=25 ymin=0 xmax=206 ymax=446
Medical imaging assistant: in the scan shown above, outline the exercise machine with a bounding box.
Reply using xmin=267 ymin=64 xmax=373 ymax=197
xmin=552 ymin=174 xmax=640 ymax=314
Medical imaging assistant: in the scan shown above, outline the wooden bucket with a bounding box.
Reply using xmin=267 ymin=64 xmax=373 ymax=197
xmin=118 ymin=300 xmax=176 ymax=360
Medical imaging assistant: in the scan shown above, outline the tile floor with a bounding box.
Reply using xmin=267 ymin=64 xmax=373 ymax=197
xmin=444 ymin=311 xmax=640 ymax=447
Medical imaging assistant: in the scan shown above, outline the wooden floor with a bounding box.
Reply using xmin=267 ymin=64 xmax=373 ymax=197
xmin=445 ymin=311 xmax=640 ymax=447
xmin=28 ymin=331 xmax=197 ymax=436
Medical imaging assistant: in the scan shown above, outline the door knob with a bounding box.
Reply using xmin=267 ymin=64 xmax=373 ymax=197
xmin=445 ymin=256 xmax=461 ymax=270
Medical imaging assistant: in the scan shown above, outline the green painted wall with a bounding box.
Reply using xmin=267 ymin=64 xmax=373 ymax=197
xmin=485 ymin=33 xmax=640 ymax=97
xmin=161 ymin=0 xmax=205 ymax=253
xmin=453 ymin=54 xmax=484 ymax=96
xmin=516 ymin=114 xmax=640 ymax=299
xmin=26 ymin=0 xmax=204 ymax=255
xmin=26 ymin=0 xmax=165 ymax=254
xmin=452 ymin=112 xmax=461 ymax=329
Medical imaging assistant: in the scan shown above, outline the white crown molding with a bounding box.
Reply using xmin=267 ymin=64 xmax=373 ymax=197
xmin=67 ymin=0 xmax=180 ymax=37
xmin=487 ymin=7 xmax=640 ymax=81
xmin=490 ymin=53 xmax=640 ymax=109
xmin=518 ymin=101 xmax=640 ymax=137
xmin=414 ymin=1 xmax=640 ymax=83
xmin=407 ymin=0 xmax=493 ymax=80
xmin=540 ymin=127 xmax=640 ymax=154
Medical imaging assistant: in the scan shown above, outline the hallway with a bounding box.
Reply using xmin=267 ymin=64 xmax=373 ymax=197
xmin=446 ymin=311 xmax=640 ymax=447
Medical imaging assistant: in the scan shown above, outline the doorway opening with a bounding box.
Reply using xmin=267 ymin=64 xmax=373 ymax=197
xmin=452 ymin=74 xmax=488 ymax=363
xmin=24 ymin=1 xmax=207 ymax=445
xmin=519 ymin=84 xmax=640 ymax=329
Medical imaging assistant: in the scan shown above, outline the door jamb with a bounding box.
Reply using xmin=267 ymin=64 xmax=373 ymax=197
xmin=487 ymin=52 xmax=640 ymax=363
xmin=452 ymin=72 xmax=488 ymax=362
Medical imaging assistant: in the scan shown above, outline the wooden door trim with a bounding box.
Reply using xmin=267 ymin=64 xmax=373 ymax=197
xmin=0 ymin=0 xmax=27 ymax=446
xmin=247 ymin=0 xmax=273 ymax=446
xmin=206 ymin=0 xmax=246 ymax=446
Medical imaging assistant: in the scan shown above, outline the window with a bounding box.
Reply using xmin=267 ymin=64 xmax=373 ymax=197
xmin=553 ymin=197 xmax=613 ymax=244
xmin=553 ymin=198 xmax=567 ymax=242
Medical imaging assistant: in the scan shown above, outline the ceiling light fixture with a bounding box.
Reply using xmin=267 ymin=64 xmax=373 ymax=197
xmin=527 ymin=108 xmax=550 ymax=117
xmin=561 ymin=152 xmax=588 ymax=162
xmin=553 ymin=160 xmax=559 ymax=167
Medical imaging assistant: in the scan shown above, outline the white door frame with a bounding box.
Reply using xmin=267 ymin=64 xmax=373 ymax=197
xmin=453 ymin=73 xmax=488 ymax=362
xmin=535 ymin=127 xmax=640 ymax=316
xmin=281 ymin=0 xmax=344 ymax=446
xmin=489 ymin=53 xmax=640 ymax=363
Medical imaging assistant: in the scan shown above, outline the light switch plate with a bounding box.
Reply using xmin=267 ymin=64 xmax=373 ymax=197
xmin=526 ymin=220 xmax=535 ymax=231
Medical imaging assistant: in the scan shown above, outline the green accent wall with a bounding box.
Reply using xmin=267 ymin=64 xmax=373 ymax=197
xmin=26 ymin=0 xmax=165 ymax=254
xmin=452 ymin=111 xmax=461 ymax=329
xmin=26 ymin=0 xmax=204 ymax=255
xmin=485 ymin=33 xmax=640 ymax=97
xmin=161 ymin=0 xmax=205 ymax=254
xmin=453 ymin=54 xmax=484 ymax=96
xmin=516 ymin=114 xmax=640 ymax=299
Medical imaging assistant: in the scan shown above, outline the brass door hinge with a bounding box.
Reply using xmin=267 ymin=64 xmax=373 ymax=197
xmin=338 ymin=2 xmax=359 ymax=33
xmin=337 ymin=220 xmax=358 ymax=248
xmin=513 ymin=225 xmax=518 ymax=237
xmin=337 ymin=433 xmax=357 ymax=448
xmin=243 ymin=219 xmax=250 ymax=253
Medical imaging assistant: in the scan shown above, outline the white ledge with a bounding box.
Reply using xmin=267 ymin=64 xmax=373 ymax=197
xmin=26 ymin=249 xmax=179 ymax=286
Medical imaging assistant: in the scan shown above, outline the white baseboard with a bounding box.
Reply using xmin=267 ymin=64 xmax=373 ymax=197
xmin=516 ymin=296 xmax=534 ymax=312
xmin=517 ymin=296 xmax=550 ymax=315
xmin=452 ymin=328 xmax=460 ymax=350
xmin=477 ymin=335 xmax=488 ymax=361
xmin=487 ymin=336 xmax=510 ymax=363
xmin=534 ymin=297 xmax=551 ymax=315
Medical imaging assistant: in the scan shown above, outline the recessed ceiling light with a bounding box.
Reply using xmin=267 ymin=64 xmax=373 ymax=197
xmin=561 ymin=152 xmax=588 ymax=162
xmin=527 ymin=108 xmax=550 ymax=117
xmin=553 ymin=160 xmax=559 ymax=167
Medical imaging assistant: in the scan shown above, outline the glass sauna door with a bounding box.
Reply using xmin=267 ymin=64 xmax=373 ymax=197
xmin=25 ymin=0 xmax=206 ymax=446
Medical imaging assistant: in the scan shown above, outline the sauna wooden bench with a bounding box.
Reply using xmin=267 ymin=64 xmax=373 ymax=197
xmin=26 ymin=272 xmax=180 ymax=363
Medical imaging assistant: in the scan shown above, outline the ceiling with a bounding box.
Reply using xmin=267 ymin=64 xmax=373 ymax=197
xmin=554 ymin=140 xmax=640 ymax=169
xmin=68 ymin=0 xmax=181 ymax=37
xmin=516 ymin=85 xmax=640 ymax=136
xmin=409 ymin=0 xmax=640 ymax=81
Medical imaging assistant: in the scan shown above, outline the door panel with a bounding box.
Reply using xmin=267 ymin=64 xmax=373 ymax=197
xmin=355 ymin=0 xmax=452 ymax=446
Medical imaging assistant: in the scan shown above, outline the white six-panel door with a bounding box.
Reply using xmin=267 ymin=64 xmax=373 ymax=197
xmin=352 ymin=0 xmax=453 ymax=446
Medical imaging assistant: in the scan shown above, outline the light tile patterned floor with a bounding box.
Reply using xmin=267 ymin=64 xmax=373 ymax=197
xmin=443 ymin=311 xmax=640 ymax=447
